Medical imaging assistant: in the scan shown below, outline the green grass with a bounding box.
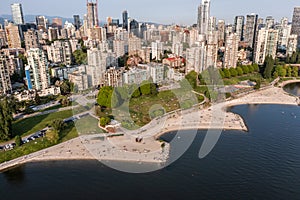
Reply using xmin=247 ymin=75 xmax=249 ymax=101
xmin=0 ymin=122 xmax=79 ymax=163
xmin=12 ymin=109 xmax=74 ymax=137
xmin=123 ymin=89 xmax=199 ymax=127
xmin=74 ymin=116 xmax=105 ymax=135
xmin=40 ymin=104 xmax=63 ymax=112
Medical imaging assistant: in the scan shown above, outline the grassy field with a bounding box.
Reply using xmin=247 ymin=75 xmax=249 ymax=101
xmin=12 ymin=110 xmax=74 ymax=137
xmin=0 ymin=122 xmax=79 ymax=163
xmin=126 ymin=89 xmax=199 ymax=127
xmin=75 ymin=116 xmax=105 ymax=135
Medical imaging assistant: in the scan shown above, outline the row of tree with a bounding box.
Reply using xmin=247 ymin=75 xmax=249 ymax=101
xmin=286 ymin=51 xmax=300 ymax=64
xmin=0 ymin=98 xmax=14 ymax=141
xmin=97 ymin=81 xmax=158 ymax=108
xmin=219 ymin=64 xmax=260 ymax=79
xmin=263 ymin=55 xmax=299 ymax=79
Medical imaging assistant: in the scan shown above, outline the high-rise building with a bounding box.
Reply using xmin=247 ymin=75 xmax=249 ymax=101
xmin=186 ymin=44 xmax=206 ymax=73
xmin=113 ymin=39 xmax=125 ymax=58
xmin=87 ymin=0 xmax=99 ymax=29
xmin=217 ymin=20 xmax=225 ymax=46
xmin=287 ymin=34 xmax=298 ymax=56
xmin=52 ymin=18 xmax=63 ymax=29
xmin=0 ymin=28 xmax=7 ymax=48
xmin=254 ymin=28 xmax=278 ymax=64
xmin=24 ymin=29 xmax=40 ymax=50
xmin=291 ymin=7 xmax=300 ymax=47
xmin=130 ymin=19 xmax=139 ymax=37
xmin=26 ymin=48 xmax=50 ymax=91
xmin=11 ymin=3 xmax=24 ymax=25
xmin=265 ymin=16 xmax=275 ymax=29
xmin=36 ymin=16 xmax=48 ymax=30
xmin=5 ymin=23 xmax=21 ymax=48
xmin=48 ymin=27 xmax=59 ymax=41
xmin=197 ymin=0 xmax=211 ymax=36
xmin=244 ymin=14 xmax=258 ymax=49
xmin=122 ymin=10 xmax=128 ymax=31
xmin=234 ymin=16 xmax=244 ymax=41
xmin=0 ymin=52 xmax=12 ymax=94
xmin=206 ymin=31 xmax=218 ymax=68
xmin=128 ymin=35 xmax=142 ymax=56
xmin=224 ymin=33 xmax=239 ymax=68
xmin=87 ymin=48 xmax=107 ymax=86
xmin=47 ymin=40 xmax=73 ymax=65
xmin=73 ymin=15 xmax=81 ymax=30
xmin=276 ymin=17 xmax=291 ymax=48
xmin=208 ymin=16 xmax=216 ymax=32
xmin=151 ymin=40 xmax=163 ymax=61
xmin=172 ymin=42 xmax=183 ymax=56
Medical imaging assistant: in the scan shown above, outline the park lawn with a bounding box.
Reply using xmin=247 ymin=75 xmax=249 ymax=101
xmin=0 ymin=122 xmax=79 ymax=163
xmin=74 ymin=116 xmax=105 ymax=135
xmin=223 ymin=73 xmax=263 ymax=85
xmin=12 ymin=109 xmax=74 ymax=137
xmin=128 ymin=89 xmax=199 ymax=127
xmin=0 ymin=137 xmax=54 ymax=163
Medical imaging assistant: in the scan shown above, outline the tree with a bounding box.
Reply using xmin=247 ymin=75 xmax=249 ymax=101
xmin=252 ymin=64 xmax=259 ymax=72
xmin=236 ymin=67 xmax=243 ymax=76
xmin=292 ymin=66 xmax=299 ymax=77
xmin=46 ymin=129 xmax=59 ymax=143
xmin=60 ymin=80 xmax=71 ymax=95
xmin=263 ymin=56 xmax=275 ymax=79
xmin=60 ymin=96 xmax=70 ymax=107
xmin=100 ymin=117 xmax=111 ymax=127
xmin=291 ymin=52 xmax=297 ymax=64
xmin=287 ymin=65 xmax=292 ymax=77
xmin=223 ymin=69 xmax=231 ymax=78
xmin=185 ymin=71 xmax=198 ymax=89
xmin=50 ymin=119 xmax=65 ymax=133
xmin=275 ymin=65 xmax=287 ymax=77
xmin=97 ymin=86 xmax=114 ymax=108
xmin=0 ymin=98 xmax=13 ymax=141
xmin=254 ymin=79 xmax=261 ymax=90
xmin=140 ymin=80 xmax=151 ymax=95
xmin=229 ymin=68 xmax=238 ymax=77
xmin=73 ymin=49 xmax=87 ymax=65
xmin=218 ymin=69 xmax=225 ymax=79
xmin=242 ymin=65 xmax=249 ymax=74
xmin=150 ymin=83 xmax=158 ymax=96
xmin=34 ymin=91 xmax=41 ymax=105
xmin=248 ymin=65 xmax=254 ymax=73
xmin=15 ymin=135 xmax=22 ymax=147
xmin=130 ymin=84 xmax=141 ymax=98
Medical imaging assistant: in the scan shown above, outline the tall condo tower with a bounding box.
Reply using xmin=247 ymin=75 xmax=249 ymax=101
xmin=197 ymin=0 xmax=211 ymax=36
xmin=87 ymin=0 xmax=99 ymax=29
xmin=122 ymin=10 xmax=128 ymax=31
xmin=291 ymin=7 xmax=300 ymax=47
xmin=11 ymin=3 xmax=24 ymax=25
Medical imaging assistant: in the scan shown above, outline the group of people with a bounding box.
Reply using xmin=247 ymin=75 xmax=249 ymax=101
xmin=135 ymin=137 xmax=143 ymax=143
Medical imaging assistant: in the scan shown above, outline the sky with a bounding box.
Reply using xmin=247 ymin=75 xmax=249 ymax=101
xmin=0 ymin=0 xmax=299 ymax=25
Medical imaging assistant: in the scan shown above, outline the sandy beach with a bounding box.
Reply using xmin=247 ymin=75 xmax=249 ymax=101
xmin=1 ymin=83 xmax=299 ymax=172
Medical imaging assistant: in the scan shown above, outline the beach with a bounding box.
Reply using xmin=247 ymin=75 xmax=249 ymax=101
xmin=0 ymin=83 xmax=299 ymax=172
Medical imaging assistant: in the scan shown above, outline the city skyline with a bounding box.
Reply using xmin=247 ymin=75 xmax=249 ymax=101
xmin=0 ymin=0 xmax=299 ymax=25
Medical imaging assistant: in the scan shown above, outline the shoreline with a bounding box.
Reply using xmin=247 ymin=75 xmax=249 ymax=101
xmin=1 ymin=83 xmax=299 ymax=173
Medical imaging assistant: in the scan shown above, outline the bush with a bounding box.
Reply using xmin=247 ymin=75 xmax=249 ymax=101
xmin=15 ymin=135 xmax=22 ymax=147
xmin=100 ymin=117 xmax=111 ymax=127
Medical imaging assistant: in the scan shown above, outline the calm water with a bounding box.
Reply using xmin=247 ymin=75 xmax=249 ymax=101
xmin=284 ymin=82 xmax=300 ymax=96
xmin=1 ymin=104 xmax=300 ymax=199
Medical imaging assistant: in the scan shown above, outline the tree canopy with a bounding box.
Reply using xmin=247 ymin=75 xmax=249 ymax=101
xmin=0 ymin=98 xmax=14 ymax=141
